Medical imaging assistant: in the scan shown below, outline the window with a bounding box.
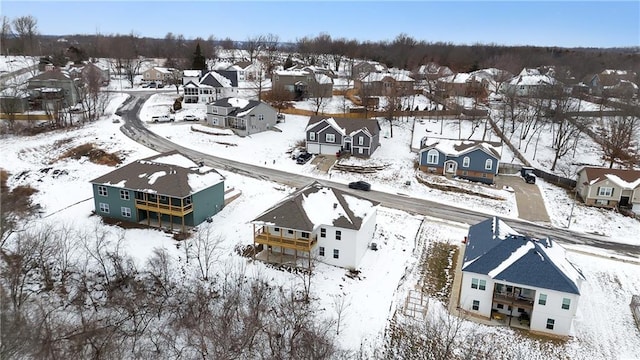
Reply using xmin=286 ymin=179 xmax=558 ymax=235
xmin=358 ymin=136 xmax=364 ymax=145
xmin=497 ymin=303 xmax=504 ymax=309
xmin=273 ymin=227 xmax=280 ymax=232
xmin=539 ymin=294 xmax=547 ymax=305
xmin=301 ymin=232 xmax=309 ymax=238
xmin=472 ymin=300 xmax=479 ymax=311
xmin=121 ymin=207 xmax=131 ymax=218
xmin=320 ymin=228 xmax=326 ymax=238
xmin=319 ymin=247 xmax=325 ymax=256
xmin=287 ymin=229 xmax=294 ymax=235
xmin=562 ymin=298 xmax=571 ymax=310
xmin=309 ymin=132 xmax=316 ymax=141
xmin=518 ymin=307 xmax=524 ymax=313
xmin=99 ymin=203 xmax=109 ymax=213
xmin=426 ymin=149 xmax=439 ymax=164
xmin=326 ymin=133 xmax=336 ymax=143
xmin=98 ymin=186 xmax=108 ymax=197
xmin=358 ymin=148 xmax=364 ymax=154
xmin=463 ymin=156 xmax=470 ymax=167
xmin=335 ymin=230 xmax=341 ymax=240
xmin=598 ymin=187 xmax=613 ymax=197
xmin=546 ymin=318 xmax=555 ymax=330
xmin=258 ymin=114 xmax=264 ymax=121
xmin=120 ymin=190 xmax=130 ymax=200
xmin=471 ymin=278 xmax=486 ymax=290
xmin=485 ymin=159 xmax=493 ymax=170
xmin=595 ymin=199 xmax=609 ymax=205
xmin=333 ymin=249 xmax=339 ymax=259
xmin=211 ymin=107 xmax=218 ymax=114
xmin=462 ymin=170 xmax=468 ymax=176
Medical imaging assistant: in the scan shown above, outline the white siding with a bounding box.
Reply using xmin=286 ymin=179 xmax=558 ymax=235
xmin=529 ymin=289 xmax=580 ymax=336
xmin=317 ymin=225 xmax=358 ymax=268
xmin=459 ymin=273 xmax=494 ymax=316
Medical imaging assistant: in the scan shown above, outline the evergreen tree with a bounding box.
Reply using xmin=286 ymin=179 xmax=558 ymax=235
xmin=192 ymin=42 xmax=206 ymax=71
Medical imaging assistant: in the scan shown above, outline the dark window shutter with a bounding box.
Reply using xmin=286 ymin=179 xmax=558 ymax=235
xmin=611 ymin=188 xmax=614 ymax=197
xmin=597 ymin=186 xmax=600 ymax=195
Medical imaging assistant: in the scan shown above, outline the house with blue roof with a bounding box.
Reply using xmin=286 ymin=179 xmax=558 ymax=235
xmin=459 ymin=217 xmax=585 ymax=337
xmin=418 ymin=137 xmax=502 ymax=184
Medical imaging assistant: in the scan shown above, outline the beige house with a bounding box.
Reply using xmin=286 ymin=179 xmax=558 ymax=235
xmin=142 ymin=67 xmax=180 ymax=85
xmin=354 ymin=72 xmax=414 ymax=96
xmin=576 ymin=167 xmax=640 ymax=213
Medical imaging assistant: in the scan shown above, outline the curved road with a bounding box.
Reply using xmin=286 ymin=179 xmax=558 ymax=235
xmin=115 ymin=94 xmax=640 ymax=258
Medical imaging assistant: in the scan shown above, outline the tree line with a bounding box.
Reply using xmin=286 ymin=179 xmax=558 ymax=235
xmin=2 ymin=15 xmax=639 ymax=81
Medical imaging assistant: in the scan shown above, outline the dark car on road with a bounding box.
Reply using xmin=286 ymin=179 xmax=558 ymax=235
xmin=296 ymin=152 xmax=312 ymax=164
xmin=348 ymin=181 xmax=371 ymax=191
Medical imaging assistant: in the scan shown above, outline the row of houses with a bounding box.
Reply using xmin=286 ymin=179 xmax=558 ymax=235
xmin=89 ymin=149 xmax=587 ymax=337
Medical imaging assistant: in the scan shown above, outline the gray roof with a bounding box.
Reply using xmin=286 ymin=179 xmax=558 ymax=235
xmin=199 ymin=70 xmax=238 ymax=88
xmin=90 ymin=150 xmax=224 ymax=198
xmin=252 ymin=182 xmax=379 ymax=232
xmin=209 ymin=97 xmax=262 ymax=116
xmin=308 ymin=116 xmax=381 ymax=138
xmin=463 ymin=217 xmax=584 ymax=295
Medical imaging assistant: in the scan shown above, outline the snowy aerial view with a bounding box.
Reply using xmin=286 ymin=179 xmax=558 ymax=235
xmin=1 ymin=2 xmax=640 ymax=359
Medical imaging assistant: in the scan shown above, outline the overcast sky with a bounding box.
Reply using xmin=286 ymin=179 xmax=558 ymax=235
xmin=3 ymin=1 xmax=639 ymax=48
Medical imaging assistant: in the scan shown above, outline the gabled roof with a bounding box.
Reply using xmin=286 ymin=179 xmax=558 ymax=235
xmin=199 ymin=70 xmax=238 ymax=88
xmin=463 ymin=217 xmax=585 ymax=295
xmin=229 ymin=61 xmax=253 ymax=70
xmin=417 ymin=62 xmax=453 ymax=77
xmin=578 ymin=166 xmax=640 ymax=189
xmin=252 ymin=182 xmax=379 ymax=232
xmin=209 ymin=97 xmax=266 ymax=117
xmin=306 ymin=116 xmax=381 ymax=138
xmin=29 ymin=70 xmax=73 ymax=81
xmin=90 ymin=150 xmax=224 ymax=197
xmin=419 ymin=138 xmax=502 ymax=160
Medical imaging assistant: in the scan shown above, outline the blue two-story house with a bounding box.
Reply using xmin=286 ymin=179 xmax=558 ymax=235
xmin=90 ymin=150 xmax=225 ymax=232
xmin=418 ymin=137 xmax=502 ymax=184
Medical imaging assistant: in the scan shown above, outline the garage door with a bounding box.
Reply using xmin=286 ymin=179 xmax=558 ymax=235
xmin=307 ymin=143 xmax=320 ymax=154
xmin=319 ymin=144 xmax=341 ymax=155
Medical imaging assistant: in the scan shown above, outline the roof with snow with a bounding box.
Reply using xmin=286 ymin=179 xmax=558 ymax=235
xmin=306 ymin=116 xmax=381 ymax=138
xmin=90 ymin=150 xmax=224 ymax=197
xmin=29 ymin=70 xmax=73 ymax=81
xmin=252 ymin=182 xmax=379 ymax=232
xmin=578 ymin=166 xmax=640 ymax=189
xmin=463 ymin=217 xmax=585 ymax=295
xmin=183 ymin=70 xmax=202 ymax=77
xmin=360 ymin=72 xmax=414 ymax=83
xmin=419 ymin=137 xmax=502 ymax=159
xmin=209 ymin=97 xmax=267 ymax=117
xmin=199 ymin=70 xmax=238 ymax=88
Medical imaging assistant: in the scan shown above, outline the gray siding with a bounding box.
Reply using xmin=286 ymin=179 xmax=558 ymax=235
xmin=317 ymin=126 xmax=343 ymax=146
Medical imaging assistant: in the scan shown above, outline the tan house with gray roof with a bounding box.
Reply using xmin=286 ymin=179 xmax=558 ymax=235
xmin=576 ymin=167 xmax=640 ymax=213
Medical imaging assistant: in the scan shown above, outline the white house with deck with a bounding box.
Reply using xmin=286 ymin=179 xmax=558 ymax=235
xmin=251 ymin=182 xmax=379 ymax=269
xmin=459 ymin=217 xmax=585 ymax=337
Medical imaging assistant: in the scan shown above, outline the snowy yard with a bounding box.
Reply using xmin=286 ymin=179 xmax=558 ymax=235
xmin=1 ymin=91 xmax=639 ymax=358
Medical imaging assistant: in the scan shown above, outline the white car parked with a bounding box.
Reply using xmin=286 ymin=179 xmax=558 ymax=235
xmin=183 ymin=115 xmax=199 ymax=121
xmin=152 ymin=115 xmax=174 ymax=123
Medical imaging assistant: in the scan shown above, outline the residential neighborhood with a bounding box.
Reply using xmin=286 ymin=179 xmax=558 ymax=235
xmin=1 ymin=5 xmax=639 ymax=359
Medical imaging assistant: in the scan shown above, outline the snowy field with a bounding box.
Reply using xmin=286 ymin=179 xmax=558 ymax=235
xmin=2 ymin=87 xmax=640 ymax=357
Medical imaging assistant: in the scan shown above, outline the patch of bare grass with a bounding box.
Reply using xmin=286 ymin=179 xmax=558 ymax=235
xmin=420 ymin=241 xmax=458 ymax=303
xmin=57 ymin=143 xmax=122 ymax=166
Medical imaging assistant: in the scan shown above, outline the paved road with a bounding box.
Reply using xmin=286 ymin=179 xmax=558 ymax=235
xmin=115 ymin=94 xmax=640 ymax=258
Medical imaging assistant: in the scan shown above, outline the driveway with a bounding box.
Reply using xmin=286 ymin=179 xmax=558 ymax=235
xmin=495 ymin=175 xmax=550 ymax=223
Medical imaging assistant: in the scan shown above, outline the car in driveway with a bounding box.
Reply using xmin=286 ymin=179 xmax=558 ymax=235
xmin=348 ymin=181 xmax=371 ymax=191
xmin=183 ymin=115 xmax=199 ymax=121
xmin=296 ymin=152 xmax=312 ymax=164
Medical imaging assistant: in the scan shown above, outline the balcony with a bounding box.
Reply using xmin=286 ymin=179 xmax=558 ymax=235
xmin=135 ymin=199 xmax=193 ymax=217
xmin=254 ymin=227 xmax=317 ymax=252
xmin=492 ymin=292 xmax=535 ymax=309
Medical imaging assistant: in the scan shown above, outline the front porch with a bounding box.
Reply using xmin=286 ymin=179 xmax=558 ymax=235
xmin=252 ymin=224 xmax=318 ymax=270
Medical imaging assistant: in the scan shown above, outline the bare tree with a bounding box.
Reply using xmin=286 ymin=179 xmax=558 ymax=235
xmin=243 ymin=35 xmax=264 ymax=62
xmin=597 ymin=114 xmax=639 ymax=168
xmin=189 ymin=223 xmax=223 ymax=281
xmin=1 ymin=16 xmax=13 ymax=55
xmin=331 ymin=294 xmax=350 ymax=335
xmin=12 ymin=15 xmax=38 ymax=55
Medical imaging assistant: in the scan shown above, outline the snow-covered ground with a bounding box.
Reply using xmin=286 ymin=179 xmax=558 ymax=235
xmin=2 ymin=91 xmax=640 ymax=358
